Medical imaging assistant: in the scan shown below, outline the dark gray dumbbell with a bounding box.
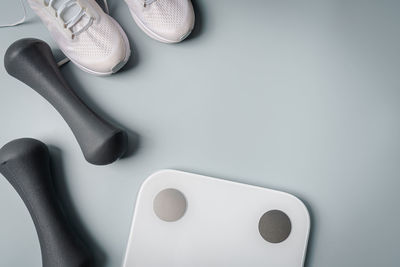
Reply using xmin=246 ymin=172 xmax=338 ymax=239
xmin=0 ymin=138 xmax=92 ymax=267
xmin=4 ymin=38 xmax=127 ymax=165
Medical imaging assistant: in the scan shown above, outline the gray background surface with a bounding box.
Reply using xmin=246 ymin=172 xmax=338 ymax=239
xmin=1 ymin=0 xmax=399 ymax=266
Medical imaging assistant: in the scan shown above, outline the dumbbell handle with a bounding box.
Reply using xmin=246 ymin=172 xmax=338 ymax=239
xmin=0 ymin=138 xmax=92 ymax=267
xmin=4 ymin=39 xmax=127 ymax=165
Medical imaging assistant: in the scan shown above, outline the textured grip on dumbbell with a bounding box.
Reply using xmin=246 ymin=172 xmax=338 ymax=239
xmin=4 ymin=38 xmax=127 ymax=165
xmin=0 ymin=138 xmax=92 ymax=267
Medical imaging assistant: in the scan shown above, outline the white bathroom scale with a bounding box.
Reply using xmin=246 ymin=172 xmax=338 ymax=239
xmin=123 ymin=170 xmax=310 ymax=267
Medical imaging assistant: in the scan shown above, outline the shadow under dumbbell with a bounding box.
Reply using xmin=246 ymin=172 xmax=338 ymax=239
xmin=49 ymin=146 xmax=108 ymax=267
xmin=59 ymin=66 xmax=141 ymax=160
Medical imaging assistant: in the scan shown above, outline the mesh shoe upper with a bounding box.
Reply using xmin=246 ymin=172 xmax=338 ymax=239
xmin=28 ymin=0 xmax=130 ymax=75
xmin=125 ymin=0 xmax=195 ymax=43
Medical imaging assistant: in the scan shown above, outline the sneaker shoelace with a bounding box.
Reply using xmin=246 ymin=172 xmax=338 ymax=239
xmin=0 ymin=0 xmax=109 ymax=34
xmin=45 ymin=0 xmax=93 ymax=38
xmin=0 ymin=0 xmax=110 ymax=66
xmin=0 ymin=0 xmax=26 ymax=27
xmin=143 ymin=0 xmax=157 ymax=8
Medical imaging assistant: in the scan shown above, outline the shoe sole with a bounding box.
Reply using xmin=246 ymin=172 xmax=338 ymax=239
xmin=128 ymin=5 xmax=195 ymax=44
xmin=65 ymin=17 xmax=131 ymax=76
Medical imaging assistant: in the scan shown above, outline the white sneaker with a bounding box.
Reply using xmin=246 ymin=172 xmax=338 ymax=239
xmin=124 ymin=0 xmax=195 ymax=43
xmin=27 ymin=0 xmax=131 ymax=75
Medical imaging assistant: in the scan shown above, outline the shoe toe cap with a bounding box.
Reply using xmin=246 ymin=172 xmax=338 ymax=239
xmin=139 ymin=0 xmax=195 ymax=43
xmin=94 ymin=41 xmax=130 ymax=74
xmin=65 ymin=20 xmax=131 ymax=75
